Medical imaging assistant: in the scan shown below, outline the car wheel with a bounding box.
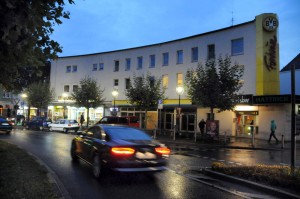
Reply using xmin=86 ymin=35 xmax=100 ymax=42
xmin=70 ymin=142 xmax=78 ymax=161
xmin=63 ymin=128 xmax=68 ymax=133
xmin=6 ymin=131 xmax=11 ymax=134
xmin=49 ymin=127 xmax=53 ymax=132
xmin=39 ymin=126 xmax=44 ymax=131
xmin=92 ymin=154 xmax=102 ymax=179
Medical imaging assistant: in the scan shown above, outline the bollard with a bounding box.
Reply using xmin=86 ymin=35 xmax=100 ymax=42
xmin=281 ymin=134 xmax=284 ymax=149
xmin=224 ymin=131 xmax=227 ymax=145
xmin=153 ymin=128 xmax=157 ymax=139
xmin=251 ymin=130 xmax=255 ymax=148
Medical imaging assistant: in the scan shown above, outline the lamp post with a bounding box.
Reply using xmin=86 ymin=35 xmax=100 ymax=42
xmin=111 ymin=90 xmax=119 ymax=116
xmin=62 ymin=93 xmax=68 ymax=119
xmin=175 ymin=86 xmax=184 ymax=140
xmin=21 ymin=93 xmax=27 ymax=124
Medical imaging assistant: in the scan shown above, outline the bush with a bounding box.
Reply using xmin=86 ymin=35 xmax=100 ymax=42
xmin=211 ymin=162 xmax=300 ymax=192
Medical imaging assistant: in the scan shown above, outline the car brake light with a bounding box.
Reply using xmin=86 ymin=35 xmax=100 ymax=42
xmin=111 ymin=147 xmax=135 ymax=156
xmin=155 ymin=147 xmax=171 ymax=155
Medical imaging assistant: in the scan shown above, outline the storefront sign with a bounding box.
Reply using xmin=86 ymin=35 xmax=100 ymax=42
xmin=253 ymin=95 xmax=291 ymax=104
xmin=237 ymin=95 xmax=253 ymax=105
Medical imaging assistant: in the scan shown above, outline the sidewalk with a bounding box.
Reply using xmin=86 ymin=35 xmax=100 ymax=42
xmin=154 ymin=133 xmax=300 ymax=151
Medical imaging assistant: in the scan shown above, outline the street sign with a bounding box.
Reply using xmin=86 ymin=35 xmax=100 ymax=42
xmin=158 ymin=104 xmax=163 ymax=109
xmin=158 ymin=99 xmax=163 ymax=109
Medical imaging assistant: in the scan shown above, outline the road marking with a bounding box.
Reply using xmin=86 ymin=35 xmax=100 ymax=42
xmin=166 ymin=168 xmax=252 ymax=199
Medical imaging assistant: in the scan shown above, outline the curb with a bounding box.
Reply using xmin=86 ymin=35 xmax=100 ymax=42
xmin=159 ymin=140 xmax=282 ymax=151
xmin=204 ymin=169 xmax=300 ymax=199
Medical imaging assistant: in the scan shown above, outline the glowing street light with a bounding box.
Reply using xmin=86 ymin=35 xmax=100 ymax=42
xmin=62 ymin=92 xmax=68 ymax=118
xmin=112 ymin=90 xmax=119 ymax=116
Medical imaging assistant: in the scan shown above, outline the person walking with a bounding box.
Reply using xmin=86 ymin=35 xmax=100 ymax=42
xmin=268 ymin=120 xmax=279 ymax=144
xmin=80 ymin=113 xmax=85 ymax=127
xmin=198 ymin=119 xmax=206 ymax=135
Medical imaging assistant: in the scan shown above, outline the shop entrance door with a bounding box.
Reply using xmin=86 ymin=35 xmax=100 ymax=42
xmin=236 ymin=114 xmax=256 ymax=137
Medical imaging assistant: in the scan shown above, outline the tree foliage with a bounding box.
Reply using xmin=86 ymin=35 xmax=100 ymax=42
xmin=71 ymin=76 xmax=105 ymax=127
xmin=125 ymin=73 xmax=166 ymax=111
xmin=0 ymin=0 xmax=74 ymax=91
xmin=26 ymin=82 xmax=54 ymax=116
xmin=185 ymin=55 xmax=244 ymax=118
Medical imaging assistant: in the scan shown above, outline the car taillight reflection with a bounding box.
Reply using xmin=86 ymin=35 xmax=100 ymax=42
xmin=111 ymin=147 xmax=135 ymax=156
xmin=155 ymin=147 xmax=171 ymax=155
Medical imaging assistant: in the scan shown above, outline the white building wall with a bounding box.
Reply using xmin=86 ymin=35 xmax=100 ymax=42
xmin=50 ymin=22 xmax=257 ymax=102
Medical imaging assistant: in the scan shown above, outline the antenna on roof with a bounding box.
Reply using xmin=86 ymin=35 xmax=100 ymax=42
xmin=231 ymin=11 xmax=234 ymax=26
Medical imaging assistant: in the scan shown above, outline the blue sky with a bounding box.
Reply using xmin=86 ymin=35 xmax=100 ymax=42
xmin=51 ymin=0 xmax=300 ymax=69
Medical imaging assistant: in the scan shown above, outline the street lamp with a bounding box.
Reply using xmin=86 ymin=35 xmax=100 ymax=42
xmin=112 ymin=90 xmax=119 ymax=116
xmin=62 ymin=92 xmax=68 ymax=118
xmin=175 ymin=86 xmax=184 ymax=140
xmin=21 ymin=93 xmax=27 ymax=123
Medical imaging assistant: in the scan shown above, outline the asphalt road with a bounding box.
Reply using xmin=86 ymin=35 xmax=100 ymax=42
xmin=0 ymin=129 xmax=290 ymax=199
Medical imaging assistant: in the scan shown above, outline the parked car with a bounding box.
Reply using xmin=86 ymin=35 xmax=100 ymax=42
xmin=0 ymin=117 xmax=13 ymax=134
xmin=26 ymin=116 xmax=52 ymax=131
xmin=97 ymin=116 xmax=140 ymax=127
xmin=70 ymin=124 xmax=170 ymax=179
xmin=48 ymin=119 xmax=80 ymax=133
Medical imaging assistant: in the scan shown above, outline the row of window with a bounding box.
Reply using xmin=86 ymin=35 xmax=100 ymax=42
xmin=65 ymin=38 xmax=244 ymax=73
xmin=63 ymin=73 xmax=184 ymax=94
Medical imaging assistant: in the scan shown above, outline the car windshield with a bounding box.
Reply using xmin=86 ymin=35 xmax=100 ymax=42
xmin=105 ymin=127 xmax=151 ymax=141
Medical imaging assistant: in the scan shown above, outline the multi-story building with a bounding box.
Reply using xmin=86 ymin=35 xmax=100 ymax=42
xmin=50 ymin=13 xmax=299 ymax=141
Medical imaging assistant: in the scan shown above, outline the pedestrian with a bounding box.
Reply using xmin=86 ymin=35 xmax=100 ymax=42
xmin=198 ymin=119 xmax=206 ymax=135
xmin=268 ymin=120 xmax=279 ymax=144
xmin=80 ymin=113 xmax=85 ymax=127
xmin=250 ymin=120 xmax=254 ymax=134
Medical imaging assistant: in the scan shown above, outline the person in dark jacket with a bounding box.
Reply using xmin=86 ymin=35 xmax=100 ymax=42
xmin=198 ymin=119 xmax=206 ymax=135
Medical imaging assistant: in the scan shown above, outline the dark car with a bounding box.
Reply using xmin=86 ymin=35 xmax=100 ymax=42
xmin=0 ymin=117 xmax=13 ymax=134
xmin=97 ymin=116 xmax=140 ymax=128
xmin=70 ymin=124 xmax=170 ymax=179
xmin=26 ymin=116 xmax=52 ymax=131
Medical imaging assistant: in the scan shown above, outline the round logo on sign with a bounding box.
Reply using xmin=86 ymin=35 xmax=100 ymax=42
xmin=263 ymin=16 xmax=278 ymax=32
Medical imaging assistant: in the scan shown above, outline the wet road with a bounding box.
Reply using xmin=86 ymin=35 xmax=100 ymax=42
xmin=1 ymin=129 xmax=294 ymax=199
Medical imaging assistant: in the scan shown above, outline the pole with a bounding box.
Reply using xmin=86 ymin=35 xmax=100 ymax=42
xmin=291 ymin=64 xmax=296 ymax=171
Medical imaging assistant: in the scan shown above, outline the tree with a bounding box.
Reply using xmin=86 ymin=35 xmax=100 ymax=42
xmin=26 ymin=82 xmax=54 ymax=117
xmin=0 ymin=0 xmax=74 ymax=91
xmin=185 ymin=55 xmax=244 ymax=119
xmin=125 ymin=73 xmax=166 ymax=127
xmin=71 ymin=76 xmax=105 ymax=127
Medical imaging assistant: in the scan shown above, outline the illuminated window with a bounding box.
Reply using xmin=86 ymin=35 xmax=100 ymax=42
xmin=177 ymin=73 xmax=183 ymax=86
xmin=162 ymin=75 xmax=169 ymax=88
